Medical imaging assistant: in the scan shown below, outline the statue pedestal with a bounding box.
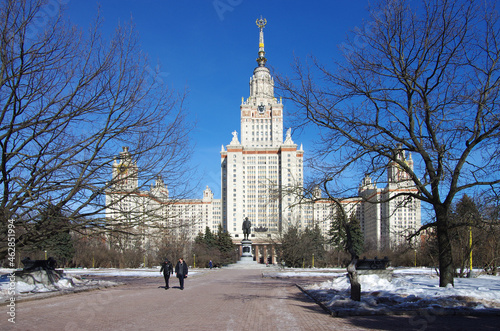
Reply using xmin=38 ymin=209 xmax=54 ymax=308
xmin=240 ymin=239 xmax=253 ymax=262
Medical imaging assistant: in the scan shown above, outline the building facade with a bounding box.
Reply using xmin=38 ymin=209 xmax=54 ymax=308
xmin=105 ymin=19 xmax=420 ymax=254
xmin=220 ymin=18 xmax=304 ymax=241
xmin=105 ymin=147 xmax=222 ymax=246
xmin=358 ymin=149 xmax=422 ymax=249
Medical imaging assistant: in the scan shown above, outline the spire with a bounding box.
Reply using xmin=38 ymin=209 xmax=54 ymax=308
xmin=256 ymin=16 xmax=267 ymax=67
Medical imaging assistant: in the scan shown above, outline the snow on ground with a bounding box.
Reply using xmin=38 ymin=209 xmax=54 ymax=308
xmin=264 ymin=270 xmax=344 ymax=278
xmin=0 ymin=269 xmax=120 ymax=303
xmin=0 ymin=267 xmax=200 ymax=303
xmin=283 ymin=267 xmax=500 ymax=316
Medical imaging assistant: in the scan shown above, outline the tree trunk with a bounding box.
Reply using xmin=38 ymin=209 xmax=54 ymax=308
xmin=347 ymin=256 xmax=360 ymax=301
xmin=436 ymin=205 xmax=454 ymax=287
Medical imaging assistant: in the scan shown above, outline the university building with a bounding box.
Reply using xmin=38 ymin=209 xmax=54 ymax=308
xmin=220 ymin=17 xmax=304 ymax=242
xmin=105 ymin=147 xmax=222 ymax=250
xmin=358 ymin=149 xmax=421 ymax=250
xmin=105 ymin=19 xmax=420 ymax=257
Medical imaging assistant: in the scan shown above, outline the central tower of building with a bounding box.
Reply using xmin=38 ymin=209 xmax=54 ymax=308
xmin=221 ymin=18 xmax=304 ymax=240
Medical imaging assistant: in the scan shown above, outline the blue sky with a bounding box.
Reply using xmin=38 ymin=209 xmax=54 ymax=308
xmin=61 ymin=0 xmax=372 ymax=198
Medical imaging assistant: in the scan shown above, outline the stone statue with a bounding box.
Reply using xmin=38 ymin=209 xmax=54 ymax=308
xmin=284 ymin=128 xmax=293 ymax=144
xmin=230 ymin=130 xmax=240 ymax=145
xmin=242 ymin=217 xmax=251 ymax=240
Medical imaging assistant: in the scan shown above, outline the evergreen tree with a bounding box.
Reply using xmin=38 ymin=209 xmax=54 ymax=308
xmin=191 ymin=225 xmax=236 ymax=268
xmin=215 ymin=224 xmax=234 ymax=254
xmin=329 ymin=211 xmax=345 ymax=251
xmin=215 ymin=224 xmax=236 ymax=264
xmin=348 ymin=213 xmax=364 ymax=257
xmin=302 ymin=224 xmax=327 ymax=265
xmin=329 ymin=210 xmax=364 ymax=257
xmin=203 ymin=227 xmax=216 ymax=248
xmin=278 ymin=225 xmax=303 ymax=267
xmin=455 ymin=195 xmax=481 ymax=226
xmin=33 ymin=204 xmax=75 ymax=266
xmin=450 ymin=194 xmax=482 ymax=276
xmin=194 ymin=232 xmax=204 ymax=245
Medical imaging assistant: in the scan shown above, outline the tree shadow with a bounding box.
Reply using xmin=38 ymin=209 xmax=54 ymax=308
xmin=293 ymin=283 xmax=500 ymax=330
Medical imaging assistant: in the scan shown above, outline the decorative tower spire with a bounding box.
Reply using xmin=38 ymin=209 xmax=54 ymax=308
xmin=241 ymin=16 xmax=282 ymax=147
xmin=256 ymin=16 xmax=267 ymax=67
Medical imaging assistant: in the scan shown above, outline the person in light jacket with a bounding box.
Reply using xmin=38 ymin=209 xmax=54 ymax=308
xmin=175 ymin=258 xmax=188 ymax=290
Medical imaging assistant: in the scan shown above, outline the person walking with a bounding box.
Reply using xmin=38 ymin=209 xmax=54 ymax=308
xmin=209 ymin=260 xmax=213 ymax=270
xmin=175 ymin=258 xmax=188 ymax=290
xmin=159 ymin=259 xmax=173 ymax=290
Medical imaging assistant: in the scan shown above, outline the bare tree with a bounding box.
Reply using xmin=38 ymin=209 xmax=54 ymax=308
xmin=276 ymin=0 xmax=500 ymax=287
xmin=0 ymin=1 xmax=193 ymax=260
xmin=323 ymin=183 xmax=363 ymax=301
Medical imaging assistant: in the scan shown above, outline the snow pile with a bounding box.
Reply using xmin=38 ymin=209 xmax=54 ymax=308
xmin=301 ymin=269 xmax=500 ymax=316
xmin=0 ymin=270 xmax=120 ymax=303
xmin=265 ymin=271 xmax=341 ymax=278
xmin=14 ymin=276 xmax=73 ymax=294
xmin=0 ymin=266 xmax=202 ymax=303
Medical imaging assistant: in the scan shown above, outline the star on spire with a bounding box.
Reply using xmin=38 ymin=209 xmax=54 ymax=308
xmin=256 ymin=16 xmax=267 ymax=67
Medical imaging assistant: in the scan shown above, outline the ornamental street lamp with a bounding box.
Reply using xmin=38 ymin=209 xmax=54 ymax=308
xmin=468 ymin=226 xmax=473 ymax=278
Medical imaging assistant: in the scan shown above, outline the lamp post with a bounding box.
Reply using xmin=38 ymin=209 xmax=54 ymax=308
xmin=414 ymin=248 xmax=417 ymax=267
xmin=468 ymin=225 xmax=473 ymax=278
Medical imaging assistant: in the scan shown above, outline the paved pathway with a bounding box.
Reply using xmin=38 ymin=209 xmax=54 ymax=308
xmin=3 ymin=265 xmax=500 ymax=330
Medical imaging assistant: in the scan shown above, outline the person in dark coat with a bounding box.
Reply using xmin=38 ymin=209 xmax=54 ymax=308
xmin=159 ymin=259 xmax=173 ymax=289
xmin=175 ymin=258 xmax=188 ymax=290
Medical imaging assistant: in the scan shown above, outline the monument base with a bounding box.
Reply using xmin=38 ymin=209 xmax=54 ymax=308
xmin=239 ymin=256 xmax=255 ymax=263
xmin=241 ymin=239 xmax=253 ymax=258
xmin=225 ymin=239 xmax=269 ymax=268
